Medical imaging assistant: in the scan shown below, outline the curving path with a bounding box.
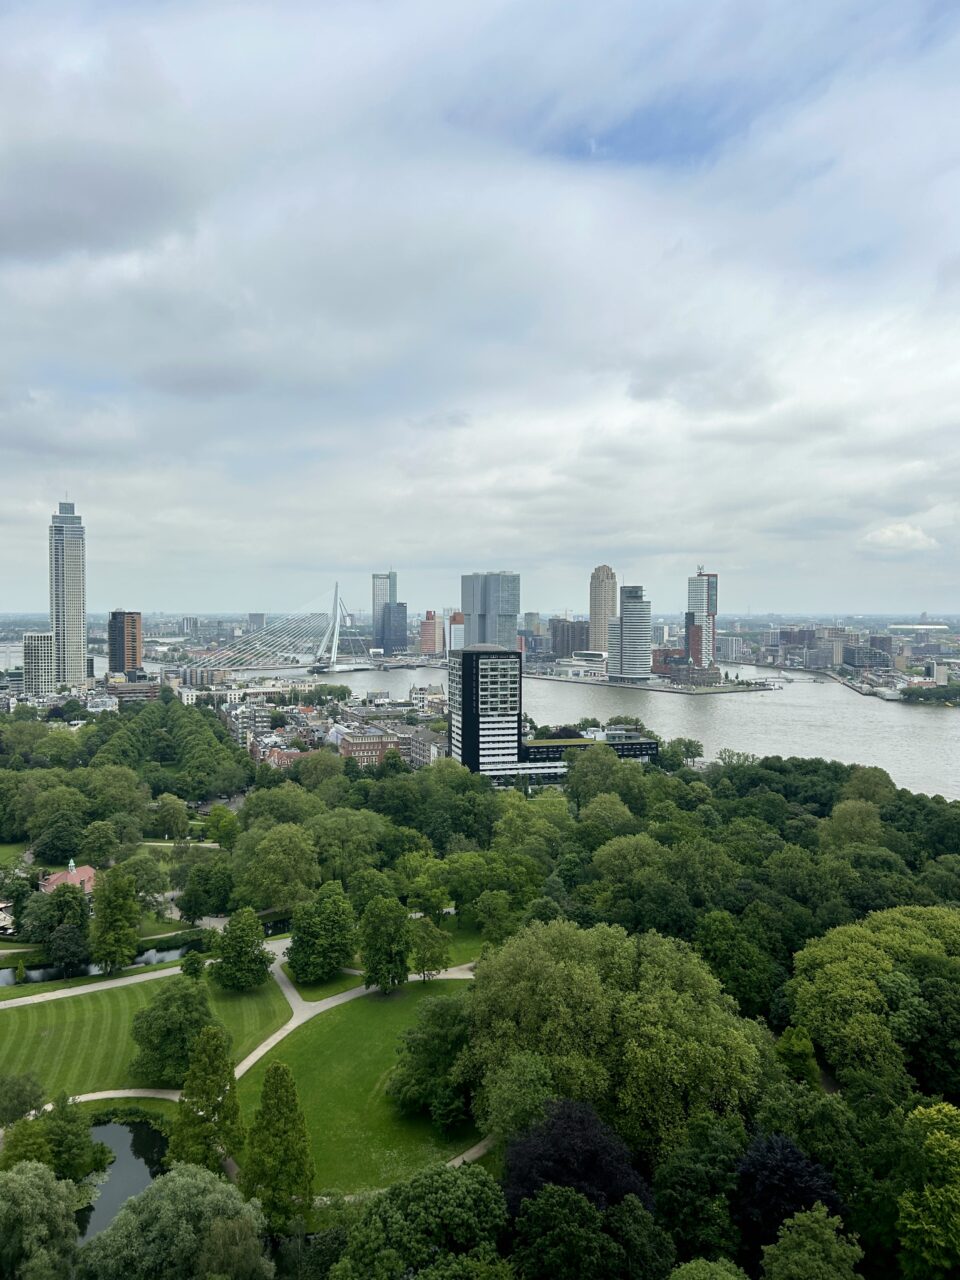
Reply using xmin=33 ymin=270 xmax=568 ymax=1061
xmin=3 ymin=935 xmax=488 ymax=1172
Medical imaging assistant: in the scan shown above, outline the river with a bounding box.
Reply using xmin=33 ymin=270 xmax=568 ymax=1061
xmin=331 ymin=666 xmax=960 ymax=801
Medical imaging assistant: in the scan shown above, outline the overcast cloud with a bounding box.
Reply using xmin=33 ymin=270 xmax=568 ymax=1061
xmin=1 ymin=0 xmax=958 ymax=616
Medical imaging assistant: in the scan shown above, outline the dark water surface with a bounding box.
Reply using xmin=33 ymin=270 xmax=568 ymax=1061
xmin=78 ymin=1121 xmax=167 ymax=1239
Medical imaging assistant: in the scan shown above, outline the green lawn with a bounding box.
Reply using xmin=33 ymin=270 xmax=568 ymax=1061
xmin=237 ymin=981 xmax=475 ymax=1194
xmin=0 ymin=843 xmax=27 ymax=868
xmin=439 ymin=918 xmax=483 ymax=966
xmin=280 ymin=964 xmax=363 ymax=1002
xmin=0 ymin=972 xmax=289 ymax=1098
xmin=137 ymin=913 xmax=185 ymax=939
xmin=0 ymin=959 xmax=187 ymax=1003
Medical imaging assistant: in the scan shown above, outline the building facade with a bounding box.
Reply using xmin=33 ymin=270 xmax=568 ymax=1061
xmin=371 ymin=571 xmax=398 ymax=649
xmin=382 ymin=602 xmax=408 ymax=656
xmin=248 ymin=612 xmax=266 ymax=631
xmin=107 ymin=610 xmax=143 ymax=674
xmin=447 ymin=611 xmax=465 ymax=652
xmin=49 ymin=501 xmax=86 ymax=687
xmin=589 ymin=564 xmax=618 ymax=652
xmin=549 ymin=617 xmax=590 ymax=659
xmin=461 ymin=572 xmax=520 ymax=649
xmin=686 ymin=568 xmax=718 ymax=667
xmin=419 ymin=610 xmax=445 ymax=655
xmin=449 ymin=644 xmax=522 ymax=775
xmin=607 ymin=586 xmax=653 ymax=680
xmin=23 ymin=632 xmax=55 ymax=697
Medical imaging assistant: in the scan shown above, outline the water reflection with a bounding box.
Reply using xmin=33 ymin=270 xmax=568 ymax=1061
xmin=77 ymin=1121 xmax=168 ymax=1239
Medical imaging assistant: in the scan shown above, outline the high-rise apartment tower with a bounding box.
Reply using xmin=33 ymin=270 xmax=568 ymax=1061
xmin=48 ymin=501 xmax=86 ymax=687
xmin=461 ymin=572 xmax=520 ymax=649
xmin=22 ymin=632 xmax=55 ymax=697
xmin=108 ymin=610 xmax=143 ymax=674
xmin=371 ymin=571 xmax=398 ymax=649
xmin=449 ymin=645 xmax=522 ymax=775
xmin=686 ymin=567 xmax=718 ymax=667
xmin=589 ymin=565 xmax=618 ymax=652
xmin=607 ymin=585 xmax=653 ymax=680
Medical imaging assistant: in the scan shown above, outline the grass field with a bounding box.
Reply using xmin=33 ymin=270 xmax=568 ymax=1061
xmin=0 ymin=843 xmax=27 ymax=868
xmin=281 ymin=965 xmax=363 ymax=1002
xmin=0 ymin=959 xmax=187 ymax=1003
xmin=439 ymin=918 xmax=483 ymax=966
xmin=237 ymin=981 xmax=475 ymax=1193
xmin=137 ymin=914 xmax=185 ymax=939
xmin=0 ymin=972 xmax=289 ymax=1097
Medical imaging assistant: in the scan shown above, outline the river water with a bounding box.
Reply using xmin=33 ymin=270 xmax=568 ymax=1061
xmin=333 ymin=666 xmax=960 ymax=801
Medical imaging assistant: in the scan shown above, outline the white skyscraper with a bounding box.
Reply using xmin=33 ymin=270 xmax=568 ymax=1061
xmin=48 ymin=501 xmax=86 ymax=687
xmin=589 ymin=564 xmax=618 ymax=651
xmin=23 ymin=632 xmax=55 ymax=697
xmin=607 ymin=585 xmax=652 ymax=680
xmin=686 ymin=567 xmax=718 ymax=667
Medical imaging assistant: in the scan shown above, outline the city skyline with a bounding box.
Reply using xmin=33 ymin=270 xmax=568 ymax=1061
xmin=2 ymin=4 xmax=958 ymax=615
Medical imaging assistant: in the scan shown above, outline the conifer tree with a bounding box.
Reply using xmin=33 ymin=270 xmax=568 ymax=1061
xmin=240 ymin=1061 xmax=315 ymax=1231
xmin=90 ymin=868 xmax=140 ymax=974
xmin=167 ymin=1025 xmax=244 ymax=1172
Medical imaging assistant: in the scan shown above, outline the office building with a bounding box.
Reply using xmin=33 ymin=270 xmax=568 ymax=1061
xmin=449 ymin=644 xmax=522 ymax=775
xmin=549 ymin=617 xmax=590 ymax=659
xmin=23 ymin=632 xmax=55 ymax=697
xmin=107 ymin=610 xmax=143 ymax=675
xmin=607 ymin=586 xmax=653 ymax=680
xmin=686 ymin=568 xmax=718 ymax=667
xmin=461 ymin=571 xmax=520 ymax=649
xmin=248 ymin=612 xmax=266 ymax=631
xmin=48 ymin=501 xmax=86 ymax=687
xmin=372 ymin=571 xmax=398 ymax=648
xmin=450 ymin=643 xmax=658 ymax=785
xmin=717 ymin=635 xmax=744 ymax=661
xmin=419 ymin=610 xmax=445 ymax=655
xmin=180 ymin=616 xmax=199 ymax=637
xmin=382 ymin=602 xmax=408 ymax=656
xmin=589 ymin=565 xmax=618 ymax=652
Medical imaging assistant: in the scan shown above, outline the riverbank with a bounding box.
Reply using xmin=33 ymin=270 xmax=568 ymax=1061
xmin=525 ymin=673 xmax=775 ymax=695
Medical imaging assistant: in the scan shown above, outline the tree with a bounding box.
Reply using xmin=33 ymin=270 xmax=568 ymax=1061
xmin=734 ymin=1135 xmax=840 ymax=1272
xmin=669 ymin=1265 xmax=748 ymax=1279
xmin=167 ymin=1025 xmax=244 ymax=1172
xmin=90 ymin=868 xmax=140 ymax=974
xmin=131 ymin=975 xmax=220 ymax=1086
xmin=760 ymin=1202 xmax=862 ymax=1279
xmin=210 ymin=907 xmax=271 ymax=991
xmin=329 ymin=1164 xmax=506 ymax=1280
xmin=176 ymin=945 xmax=205 ymax=980
xmin=776 ymin=1028 xmax=820 ymax=1089
xmin=0 ymin=1161 xmax=78 ymax=1279
xmin=80 ymin=819 xmax=120 ymax=867
xmin=388 ymin=991 xmax=473 ymax=1128
xmin=473 ymin=889 xmax=516 ymax=944
xmin=287 ymin=885 xmax=356 ymax=984
xmin=359 ymin=895 xmax=411 ymax=992
xmin=121 ymin=852 xmax=168 ymax=917
xmin=511 ymin=1185 xmax=621 ymax=1280
xmin=241 ymin=1061 xmax=315 ymax=1232
xmin=0 ymin=1118 xmax=54 ymax=1171
xmin=20 ymin=882 xmax=90 ymax=973
xmin=504 ymin=1099 xmax=651 ymax=1216
xmin=409 ymin=916 xmax=451 ymax=980
xmin=155 ymin=792 xmax=190 ymax=840
xmin=605 ymin=1195 xmax=676 ymax=1280
xmin=234 ymin=822 xmax=318 ymax=910
xmin=897 ymin=1102 xmax=960 ymax=1280
xmin=0 ymin=1071 xmax=44 ymax=1126
xmin=76 ymin=1162 xmax=271 ymax=1280
xmin=41 ymin=1094 xmax=110 ymax=1183
xmin=205 ymin=803 xmax=240 ymax=850
xmin=653 ymin=1113 xmax=747 ymax=1263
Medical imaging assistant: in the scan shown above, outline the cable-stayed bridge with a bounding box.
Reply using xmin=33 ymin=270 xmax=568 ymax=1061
xmin=184 ymin=584 xmax=373 ymax=673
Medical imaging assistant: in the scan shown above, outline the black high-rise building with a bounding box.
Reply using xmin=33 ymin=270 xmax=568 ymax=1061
xmin=449 ymin=644 xmax=522 ymax=775
xmin=382 ymin=602 xmax=408 ymax=656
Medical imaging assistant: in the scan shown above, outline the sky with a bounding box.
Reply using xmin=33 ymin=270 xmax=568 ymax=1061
xmin=1 ymin=0 xmax=958 ymax=617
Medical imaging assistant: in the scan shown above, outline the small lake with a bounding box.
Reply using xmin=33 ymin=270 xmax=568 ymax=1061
xmin=0 ymin=941 xmax=204 ymax=987
xmin=77 ymin=1121 xmax=167 ymax=1239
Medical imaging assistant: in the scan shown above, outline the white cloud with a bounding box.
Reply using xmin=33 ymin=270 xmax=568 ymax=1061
xmin=860 ymin=522 xmax=940 ymax=553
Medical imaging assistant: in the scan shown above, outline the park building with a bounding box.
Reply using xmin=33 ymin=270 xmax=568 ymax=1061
xmin=449 ymin=644 xmax=658 ymax=786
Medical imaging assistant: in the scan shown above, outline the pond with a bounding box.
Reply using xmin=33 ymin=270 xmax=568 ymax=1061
xmin=77 ymin=1121 xmax=168 ymax=1239
xmin=0 ymin=940 xmax=205 ymax=987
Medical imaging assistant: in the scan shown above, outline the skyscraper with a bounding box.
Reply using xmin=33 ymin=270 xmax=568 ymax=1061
xmin=248 ymin=612 xmax=266 ymax=631
xmin=589 ymin=565 xmax=618 ymax=652
xmin=607 ymin=585 xmax=652 ymax=680
xmin=449 ymin=644 xmax=522 ymax=775
xmin=48 ymin=501 xmax=86 ymax=687
xmin=686 ymin=567 xmax=718 ymax=667
xmin=419 ymin=610 xmax=445 ymax=655
xmin=22 ymin=632 xmax=55 ymax=697
xmin=108 ymin=610 xmax=143 ymax=674
xmin=372 ymin=571 xmax=397 ymax=649
xmin=382 ymin=601 xmax=408 ymax=656
xmin=461 ymin=571 xmax=520 ymax=649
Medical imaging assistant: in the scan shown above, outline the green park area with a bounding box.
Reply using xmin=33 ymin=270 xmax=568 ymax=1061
xmin=0 ymin=842 xmax=27 ymax=867
xmin=0 ymin=973 xmax=289 ymax=1097
xmin=281 ymin=964 xmax=363 ymax=1001
xmin=238 ymin=981 xmax=475 ymax=1193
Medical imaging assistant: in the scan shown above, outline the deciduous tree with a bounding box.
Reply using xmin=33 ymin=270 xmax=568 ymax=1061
xmin=130 ymin=975 xmax=219 ymax=1086
xmin=210 ymin=907 xmax=271 ymax=991
xmin=90 ymin=868 xmax=140 ymax=974
xmin=359 ymin=895 xmax=410 ymax=992
xmin=760 ymin=1202 xmax=862 ymax=1280
xmin=287 ymin=884 xmax=356 ymax=984
xmin=409 ymin=916 xmax=451 ymax=980
xmin=0 ymin=1160 xmax=79 ymax=1279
